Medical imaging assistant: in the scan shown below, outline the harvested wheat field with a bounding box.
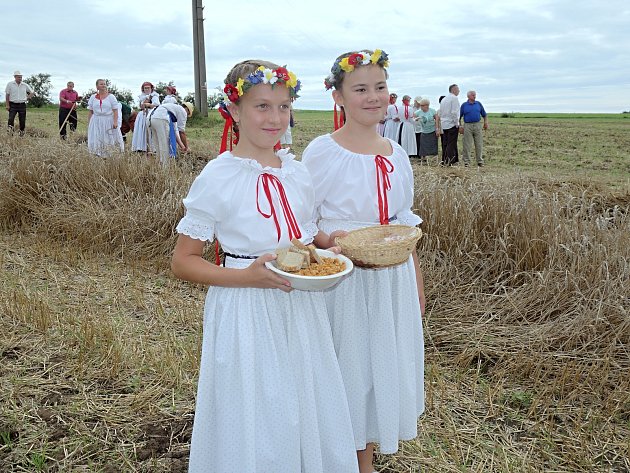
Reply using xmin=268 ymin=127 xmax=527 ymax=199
xmin=1 ymin=113 xmax=629 ymax=472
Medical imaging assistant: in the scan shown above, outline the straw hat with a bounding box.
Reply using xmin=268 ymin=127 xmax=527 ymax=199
xmin=13 ymin=70 xmax=22 ymax=76
xmin=182 ymin=102 xmax=194 ymax=117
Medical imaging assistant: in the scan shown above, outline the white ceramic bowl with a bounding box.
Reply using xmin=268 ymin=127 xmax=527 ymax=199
xmin=265 ymin=249 xmax=354 ymax=291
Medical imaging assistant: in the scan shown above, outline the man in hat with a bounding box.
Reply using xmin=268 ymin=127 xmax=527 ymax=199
xmin=5 ymin=70 xmax=34 ymax=135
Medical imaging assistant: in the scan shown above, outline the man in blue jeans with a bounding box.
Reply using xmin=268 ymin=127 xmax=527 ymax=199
xmin=459 ymin=90 xmax=489 ymax=167
xmin=5 ymin=71 xmax=34 ymax=135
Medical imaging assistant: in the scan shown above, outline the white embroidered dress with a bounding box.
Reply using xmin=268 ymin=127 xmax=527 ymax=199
xmin=131 ymin=91 xmax=160 ymax=152
xmin=176 ymin=149 xmax=358 ymax=473
xmin=87 ymin=93 xmax=124 ymax=156
xmin=302 ymin=134 xmax=425 ymax=454
xmin=397 ymin=103 xmax=418 ymax=156
xmin=382 ymin=103 xmax=400 ymax=142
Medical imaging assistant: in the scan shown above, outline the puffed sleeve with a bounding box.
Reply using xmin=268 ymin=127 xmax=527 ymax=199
xmin=87 ymin=94 xmax=94 ymax=111
xmin=302 ymin=136 xmax=338 ymax=221
xmin=175 ymin=159 xmax=234 ymax=241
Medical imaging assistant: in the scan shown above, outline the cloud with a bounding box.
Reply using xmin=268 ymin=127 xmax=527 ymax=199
xmin=143 ymin=42 xmax=192 ymax=51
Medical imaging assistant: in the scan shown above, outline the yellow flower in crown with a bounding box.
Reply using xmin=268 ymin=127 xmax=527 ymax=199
xmin=236 ymin=78 xmax=245 ymax=96
xmin=371 ymin=49 xmax=382 ymax=64
xmin=287 ymin=71 xmax=298 ymax=89
xmin=339 ymin=57 xmax=353 ymax=73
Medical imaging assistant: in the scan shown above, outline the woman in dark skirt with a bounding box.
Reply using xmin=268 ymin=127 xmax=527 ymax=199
xmin=414 ymin=98 xmax=440 ymax=164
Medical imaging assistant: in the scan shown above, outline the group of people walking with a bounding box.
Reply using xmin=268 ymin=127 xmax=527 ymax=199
xmin=381 ymin=84 xmax=489 ymax=166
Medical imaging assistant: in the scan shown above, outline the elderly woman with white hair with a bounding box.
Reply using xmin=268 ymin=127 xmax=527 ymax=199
xmin=414 ymin=97 xmax=440 ymax=163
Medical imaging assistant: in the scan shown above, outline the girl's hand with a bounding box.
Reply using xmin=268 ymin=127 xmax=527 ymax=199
xmin=329 ymin=230 xmax=349 ymax=248
xmin=243 ymin=254 xmax=293 ymax=292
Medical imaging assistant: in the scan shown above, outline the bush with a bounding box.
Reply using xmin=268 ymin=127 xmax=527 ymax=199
xmin=24 ymin=73 xmax=52 ymax=108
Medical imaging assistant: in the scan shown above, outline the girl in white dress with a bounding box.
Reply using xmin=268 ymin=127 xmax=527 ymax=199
xmin=397 ymin=94 xmax=417 ymax=157
xmin=131 ymin=81 xmax=160 ymax=152
xmin=382 ymin=92 xmax=400 ymax=141
xmin=303 ymin=49 xmax=426 ymax=473
xmin=171 ymin=59 xmax=358 ymax=473
xmin=87 ymin=79 xmax=124 ymax=156
xmin=162 ymin=85 xmax=178 ymax=104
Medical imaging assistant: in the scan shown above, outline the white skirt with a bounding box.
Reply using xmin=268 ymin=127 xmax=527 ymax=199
xmin=398 ymin=122 xmax=417 ymax=156
xmin=383 ymin=120 xmax=400 ymax=142
xmin=319 ymin=218 xmax=425 ymax=454
xmin=188 ymin=258 xmax=359 ymax=473
xmin=131 ymin=111 xmax=154 ymax=152
xmin=87 ymin=114 xmax=124 ymax=156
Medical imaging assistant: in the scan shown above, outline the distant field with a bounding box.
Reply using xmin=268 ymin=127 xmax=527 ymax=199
xmin=18 ymin=106 xmax=630 ymax=187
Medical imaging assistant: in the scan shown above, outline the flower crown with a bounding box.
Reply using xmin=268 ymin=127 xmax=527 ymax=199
xmin=324 ymin=49 xmax=390 ymax=90
xmin=223 ymin=65 xmax=301 ymax=103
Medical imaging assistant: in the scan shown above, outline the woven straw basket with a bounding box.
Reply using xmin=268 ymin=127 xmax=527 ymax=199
xmin=336 ymin=225 xmax=423 ymax=268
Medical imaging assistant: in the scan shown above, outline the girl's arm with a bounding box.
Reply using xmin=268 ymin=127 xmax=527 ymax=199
xmin=87 ymin=110 xmax=93 ymax=124
xmin=313 ymin=230 xmax=347 ymax=250
xmin=171 ymin=234 xmax=291 ymax=290
xmin=412 ymin=251 xmax=426 ymax=316
xmin=113 ymin=107 xmax=119 ymax=128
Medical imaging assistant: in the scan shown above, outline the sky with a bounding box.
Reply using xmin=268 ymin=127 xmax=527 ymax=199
xmin=2 ymin=0 xmax=630 ymax=113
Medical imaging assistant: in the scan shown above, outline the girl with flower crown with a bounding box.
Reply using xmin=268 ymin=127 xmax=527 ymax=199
xmin=303 ymin=49 xmax=426 ymax=473
xmin=171 ymin=59 xmax=358 ymax=473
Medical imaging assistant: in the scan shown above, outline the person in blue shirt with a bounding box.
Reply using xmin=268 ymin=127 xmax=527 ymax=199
xmin=459 ymin=90 xmax=489 ymax=167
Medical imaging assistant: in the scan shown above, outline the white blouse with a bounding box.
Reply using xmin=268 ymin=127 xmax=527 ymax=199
xmin=87 ymin=93 xmax=119 ymax=116
xmin=176 ymin=149 xmax=319 ymax=256
xmin=302 ymin=134 xmax=422 ymax=227
xmin=138 ymin=91 xmax=160 ymax=108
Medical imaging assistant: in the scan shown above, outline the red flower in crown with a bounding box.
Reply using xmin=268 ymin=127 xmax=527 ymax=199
xmin=274 ymin=67 xmax=290 ymax=82
xmin=347 ymin=53 xmax=364 ymax=66
xmin=224 ymin=84 xmax=239 ymax=102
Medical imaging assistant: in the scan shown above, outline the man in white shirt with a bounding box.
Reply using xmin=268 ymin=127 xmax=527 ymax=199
xmin=438 ymin=84 xmax=460 ymax=166
xmin=5 ymin=70 xmax=34 ymax=135
xmin=147 ymin=102 xmax=193 ymax=164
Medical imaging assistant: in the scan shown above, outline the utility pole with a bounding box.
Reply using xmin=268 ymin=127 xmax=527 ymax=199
xmin=192 ymin=0 xmax=208 ymax=117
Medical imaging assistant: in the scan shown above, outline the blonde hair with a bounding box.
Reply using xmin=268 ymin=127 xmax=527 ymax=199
xmin=419 ymin=98 xmax=430 ymax=106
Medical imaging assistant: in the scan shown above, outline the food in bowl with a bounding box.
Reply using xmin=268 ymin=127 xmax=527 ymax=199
xmin=266 ymin=243 xmax=354 ymax=291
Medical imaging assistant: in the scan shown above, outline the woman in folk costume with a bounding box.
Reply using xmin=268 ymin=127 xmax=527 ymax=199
xmin=172 ymin=59 xmax=359 ymax=473
xmin=86 ymin=79 xmax=124 ymax=156
xmin=397 ymin=94 xmax=417 ymax=157
xmin=131 ymin=81 xmax=160 ymax=152
xmin=162 ymin=85 xmax=178 ymax=104
xmin=304 ymin=49 xmax=425 ymax=473
xmin=381 ymin=92 xmax=400 ymax=141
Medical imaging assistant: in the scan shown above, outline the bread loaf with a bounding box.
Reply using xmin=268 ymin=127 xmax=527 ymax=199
xmin=276 ymin=250 xmax=305 ymax=272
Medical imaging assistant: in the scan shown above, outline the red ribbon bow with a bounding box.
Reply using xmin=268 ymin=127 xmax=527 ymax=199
xmin=375 ymin=155 xmax=394 ymax=225
xmin=256 ymin=173 xmax=302 ymax=241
